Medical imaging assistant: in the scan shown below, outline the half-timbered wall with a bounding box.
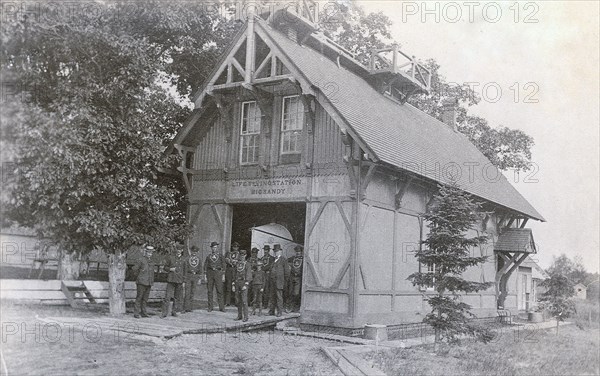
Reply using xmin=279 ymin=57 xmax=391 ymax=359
xmin=174 ymin=15 xmax=537 ymax=330
xmin=350 ymin=170 xmax=510 ymax=326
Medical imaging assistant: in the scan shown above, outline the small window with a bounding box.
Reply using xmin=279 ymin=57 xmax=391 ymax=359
xmin=240 ymin=101 xmax=261 ymax=164
xmin=281 ymin=95 xmax=304 ymax=154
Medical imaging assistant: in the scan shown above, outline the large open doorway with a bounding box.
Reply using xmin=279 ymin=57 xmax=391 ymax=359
xmin=231 ymin=203 xmax=306 ymax=252
xmin=231 ymin=202 xmax=306 ymax=313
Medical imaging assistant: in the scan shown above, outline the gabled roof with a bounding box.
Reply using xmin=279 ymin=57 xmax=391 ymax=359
xmin=495 ymin=228 xmax=537 ymax=253
xmin=256 ymin=20 xmax=544 ymax=221
xmin=521 ymin=256 xmax=550 ymax=280
xmin=172 ymin=18 xmax=544 ymax=221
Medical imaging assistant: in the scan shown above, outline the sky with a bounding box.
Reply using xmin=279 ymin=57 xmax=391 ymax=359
xmin=358 ymin=0 xmax=600 ymax=272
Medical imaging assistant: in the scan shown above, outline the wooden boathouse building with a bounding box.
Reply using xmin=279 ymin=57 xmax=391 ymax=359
xmin=167 ymin=5 xmax=545 ymax=333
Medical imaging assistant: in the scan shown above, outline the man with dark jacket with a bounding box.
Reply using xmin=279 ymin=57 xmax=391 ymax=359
xmin=132 ymin=245 xmax=155 ymax=318
xmin=224 ymin=241 xmax=240 ymax=306
xmin=183 ymin=245 xmax=202 ymax=312
xmin=261 ymin=245 xmax=275 ymax=309
xmin=269 ymin=244 xmax=290 ymax=317
xmin=161 ymin=244 xmax=186 ymax=318
xmin=233 ymin=249 xmax=252 ymax=322
xmin=287 ymin=245 xmax=304 ymax=312
xmin=204 ymin=241 xmax=226 ymax=312
xmin=251 ymin=260 xmax=266 ymax=316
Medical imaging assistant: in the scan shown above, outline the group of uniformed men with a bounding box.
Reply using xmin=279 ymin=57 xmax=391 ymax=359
xmin=132 ymin=241 xmax=303 ymax=322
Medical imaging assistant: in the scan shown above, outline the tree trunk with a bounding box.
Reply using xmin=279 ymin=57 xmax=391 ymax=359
xmin=108 ymin=250 xmax=127 ymax=315
xmin=57 ymin=249 xmax=80 ymax=280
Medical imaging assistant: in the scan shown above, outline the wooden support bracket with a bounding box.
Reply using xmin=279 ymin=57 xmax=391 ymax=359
xmin=300 ymin=94 xmax=316 ymax=134
xmin=395 ymin=176 xmax=414 ymax=209
xmin=505 ymin=217 xmax=516 ymax=229
xmin=243 ymin=83 xmax=273 ymax=127
xmin=359 ymin=163 xmax=376 ymax=200
xmin=495 ymin=251 xmax=529 ymax=308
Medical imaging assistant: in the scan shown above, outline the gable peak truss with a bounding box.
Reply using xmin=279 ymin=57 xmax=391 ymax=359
xmin=199 ymin=20 xmax=298 ymax=105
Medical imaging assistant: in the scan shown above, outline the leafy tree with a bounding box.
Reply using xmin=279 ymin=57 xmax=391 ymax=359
xmin=0 ymin=2 xmax=238 ymax=313
xmin=408 ymin=60 xmax=535 ymax=172
xmin=319 ymin=1 xmax=535 ymax=172
xmin=112 ymin=1 xmax=240 ymax=98
xmin=539 ymin=274 xmax=576 ymax=334
xmin=408 ymin=181 xmax=494 ymax=343
xmin=318 ymin=1 xmax=393 ymax=66
xmin=546 ymin=254 xmax=591 ymax=286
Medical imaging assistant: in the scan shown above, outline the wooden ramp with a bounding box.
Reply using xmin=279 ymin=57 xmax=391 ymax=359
xmin=37 ymin=308 xmax=300 ymax=340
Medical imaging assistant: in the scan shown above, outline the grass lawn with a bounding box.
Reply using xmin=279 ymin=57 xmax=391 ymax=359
xmin=367 ymin=323 xmax=599 ymax=376
xmin=0 ymin=303 xmax=342 ymax=376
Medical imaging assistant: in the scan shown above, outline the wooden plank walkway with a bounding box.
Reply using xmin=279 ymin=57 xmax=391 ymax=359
xmin=36 ymin=307 xmax=300 ymax=340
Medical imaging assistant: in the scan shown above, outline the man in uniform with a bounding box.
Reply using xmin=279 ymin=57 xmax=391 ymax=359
xmin=232 ymin=249 xmax=252 ymax=322
xmin=161 ymin=244 xmax=186 ymax=318
xmin=224 ymin=241 xmax=240 ymax=306
xmin=247 ymin=247 xmax=260 ymax=305
xmin=251 ymin=260 xmax=265 ymax=316
xmin=183 ymin=245 xmax=202 ymax=312
xmin=248 ymin=247 xmax=259 ymax=269
xmin=132 ymin=245 xmax=155 ymax=318
xmin=261 ymin=245 xmax=275 ymax=310
xmin=269 ymin=244 xmax=289 ymax=317
xmin=287 ymin=245 xmax=303 ymax=312
xmin=204 ymin=241 xmax=226 ymax=312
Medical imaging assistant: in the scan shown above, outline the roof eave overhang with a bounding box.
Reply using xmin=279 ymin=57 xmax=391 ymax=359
xmin=377 ymin=160 xmax=545 ymax=222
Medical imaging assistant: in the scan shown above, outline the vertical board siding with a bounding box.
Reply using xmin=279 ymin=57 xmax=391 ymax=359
xmin=194 ymin=117 xmax=227 ymax=171
xmin=313 ymin=104 xmax=345 ymax=171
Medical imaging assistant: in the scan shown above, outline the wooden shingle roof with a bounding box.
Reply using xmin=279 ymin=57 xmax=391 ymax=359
xmin=494 ymin=228 xmax=537 ymax=253
xmin=259 ymin=20 xmax=544 ymax=221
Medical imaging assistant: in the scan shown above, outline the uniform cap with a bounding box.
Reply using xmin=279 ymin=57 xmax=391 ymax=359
xmin=210 ymin=241 xmax=219 ymax=247
xmin=263 ymin=245 xmax=271 ymax=250
xmin=145 ymin=245 xmax=155 ymax=251
xmin=232 ymin=241 xmax=240 ymax=247
xmin=273 ymin=244 xmax=282 ymax=251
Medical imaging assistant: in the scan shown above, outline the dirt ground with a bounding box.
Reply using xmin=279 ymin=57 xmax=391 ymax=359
xmin=0 ymin=303 xmax=344 ymax=376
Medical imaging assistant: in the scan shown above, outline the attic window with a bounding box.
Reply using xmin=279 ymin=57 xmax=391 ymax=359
xmin=280 ymin=95 xmax=303 ymax=154
xmin=240 ymin=101 xmax=261 ymax=165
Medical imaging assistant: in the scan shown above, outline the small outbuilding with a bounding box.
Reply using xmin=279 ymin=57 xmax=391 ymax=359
xmin=574 ymin=283 xmax=587 ymax=300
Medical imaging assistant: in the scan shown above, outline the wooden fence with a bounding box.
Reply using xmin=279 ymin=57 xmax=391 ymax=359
xmin=0 ymin=279 xmax=167 ymax=305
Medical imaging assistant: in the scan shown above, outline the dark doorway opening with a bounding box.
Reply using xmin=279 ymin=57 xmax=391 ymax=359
xmin=231 ymin=203 xmax=306 ymax=251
